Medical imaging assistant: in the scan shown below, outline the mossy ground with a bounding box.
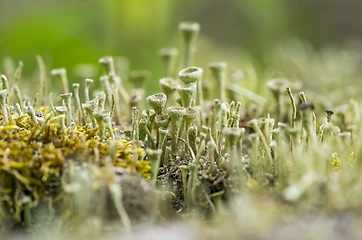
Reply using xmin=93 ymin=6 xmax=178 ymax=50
xmin=2 ymin=22 xmax=362 ymax=240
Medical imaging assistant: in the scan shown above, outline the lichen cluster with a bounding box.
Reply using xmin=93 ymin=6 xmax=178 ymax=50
xmin=1 ymin=21 xmax=362 ymax=239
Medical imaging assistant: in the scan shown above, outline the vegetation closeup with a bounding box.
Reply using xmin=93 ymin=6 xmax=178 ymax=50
xmin=1 ymin=21 xmax=362 ymax=240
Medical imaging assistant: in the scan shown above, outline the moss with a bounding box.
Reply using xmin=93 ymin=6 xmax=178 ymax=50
xmin=0 ymin=91 xmax=149 ymax=231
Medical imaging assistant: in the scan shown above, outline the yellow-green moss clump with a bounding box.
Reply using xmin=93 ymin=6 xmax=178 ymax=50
xmin=0 ymin=83 xmax=150 ymax=231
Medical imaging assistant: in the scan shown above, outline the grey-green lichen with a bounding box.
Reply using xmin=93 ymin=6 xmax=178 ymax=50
xmin=1 ymin=20 xmax=362 ymax=240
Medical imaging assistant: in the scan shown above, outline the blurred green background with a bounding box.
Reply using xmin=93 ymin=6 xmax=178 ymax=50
xmin=1 ymin=0 xmax=362 ymax=102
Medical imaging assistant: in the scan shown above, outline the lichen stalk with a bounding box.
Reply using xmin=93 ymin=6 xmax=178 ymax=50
xmin=188 ymin=126 xmax=198 ymax=157
xmin=159 ymin=78 xmax=177 ymax=106
xmin=49 ymin=93 xmax=56 ymax=115
xmin=13 ymin=86 xmax=23 ymax=111
xmin=139 ymin=118 xmax=155 ymax=149
xmin=26 ymin=104 xmax=38 ymax=124
xmin=146 ymin=148 xmax=162 ymax=185
xmin=158 ymin=127 xmax=168 ymax=165
xmin=179 ymin=21 xmax=200 ymax=68
xmin=51 ymin=68 xmax=69 ymax=93
xmin=54 ymin=106 xmax=67 ymax=131
xmin=167 ymin=106 xmax=186 ymax=155
xmin=287 ymin=87 xmax=296 ymax=128
xmin=249 ymin=119 xmax=273 ymax=165
xmin=85 ymin=78 xmax=93 ymax=102
xmin=94 ymin=110 xmax=110 ymax=141
xmin=14 ymin=61 xmax=23 ymax=85
xmin=236 ymin=128 xmax=245 ymax=158
xmin=234 ymin=101 xmax=241 ymax=128
xmin=209 ymin=62 xmax=227 ymax=101
xmin=34 ymin=113 xmax=52 ymax=139
xmin=110 ymin=94 xmax=116 ymax=119
xmin=179 ymin=67 xmax=204 ymax=122
xmin=227 ymin=101 xmax=235 ymax=128
xmin=109 ymin=183 xmax=132 ymax=234
xmin=100 ymin=75 xmax=113 ymax=108
xmin=99 ymin=56 xmax=116 ymax=76
xmin=189 ymin=132 xmax=206 ymax=207
xmin=158 ymin=48 xmax=179 ymax=78
xmin=179 ymin=165 xmax=189 ymax=203
xmin=83 ymin=98 xmax=98 ymax=128
xmin=32 ymin=93 xmax=39 ymax=109
xmin=208 ymin=140 xmax=215 ymax=172
xmin=36 ymin=55 xmax=47 ymax=106
xmin=187 ymin=163 xmax=196 ymax=210
xmin=73 ymin=83 xmax=83 ymax=125
xmin=300 ymin=91 xmax=317 ymax=138
xmin=132 ymin=107 xmax=139 ymax=141
xmin=267 ymin=79 xmax=288 ymax=122
xmin=15 ymin=103 xmax=22 ymax=115
xmin=0 ymin=90 xmax=8 ymax=125
xmin=288 ymin=127 xmax=301 ymax=154
xmin=155 ymin=114 xmax=170 ymax=146
xmin=97 ymin=91 xmax=106 ymax=111
xmin=223 ymin=128 xmax=243 ymax=174
xmin=300 ymin=102 xmax=316 ymax=147
xmin=60 ymin=93 xmax=73 ymax=127
xmin=183 ymin=108 xmax=199 ymax=145
xmin=104 ymin=115 xmax=114 ymax=140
